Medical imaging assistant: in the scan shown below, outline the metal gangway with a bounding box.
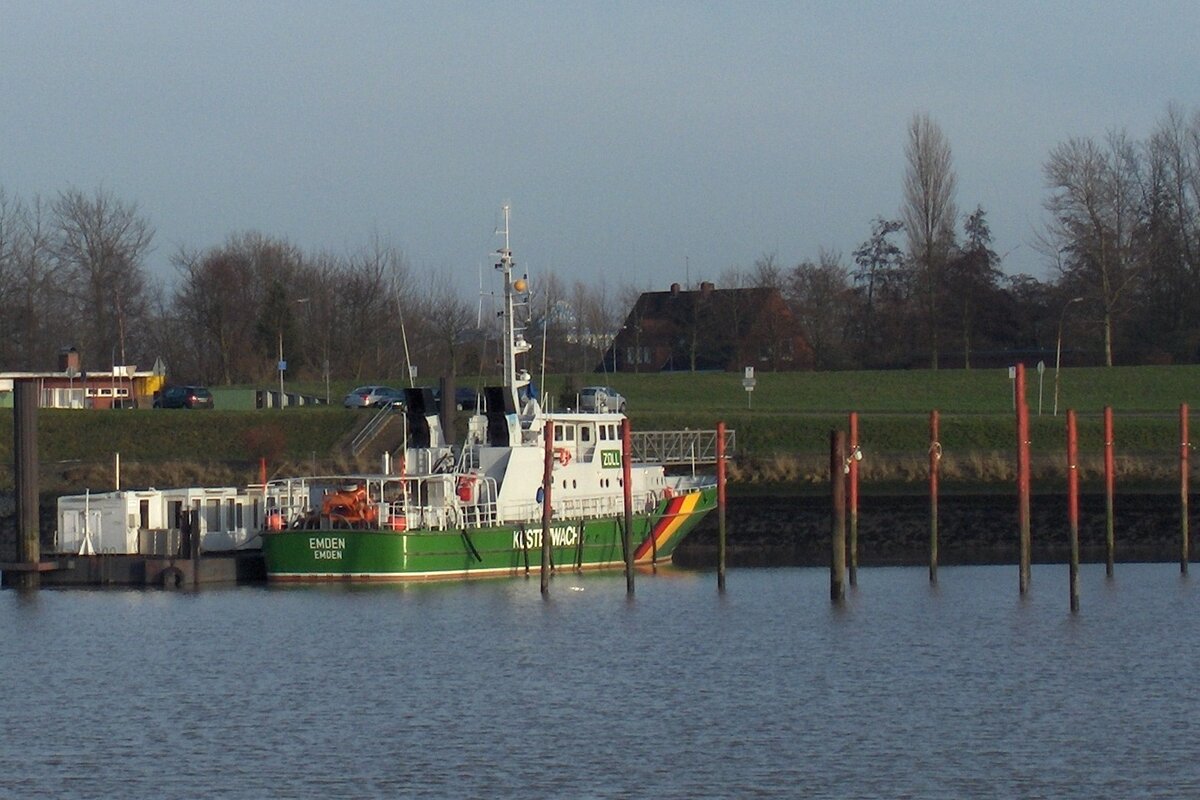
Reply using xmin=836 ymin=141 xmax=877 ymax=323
xmin=350 ymin=404 xmax=402 ymax=456
xmin=630 ymin=428 xmax=735 ymax=466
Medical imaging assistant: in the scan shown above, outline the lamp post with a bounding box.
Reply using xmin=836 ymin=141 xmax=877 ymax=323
xmin=1053 ymin=296 xmax=1084 ymax=416
xmin=278 ymin=297 xmax=309 ymax=408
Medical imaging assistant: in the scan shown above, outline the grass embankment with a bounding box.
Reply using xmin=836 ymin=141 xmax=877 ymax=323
xmin=1 ymin=365 xmax=1198 ymax=493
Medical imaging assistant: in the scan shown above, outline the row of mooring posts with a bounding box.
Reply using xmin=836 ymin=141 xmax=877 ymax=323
xmin=830 ymin=367 xmax=1193 ymax=612
xmin=538 ymin=418 xmax=655 ymax=596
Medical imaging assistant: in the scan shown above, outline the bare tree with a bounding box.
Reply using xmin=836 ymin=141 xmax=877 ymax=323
xmin=1041 ymin=132 xmax=1144 ymax=366
xmin=901 ymin=112 xmax=958 ymax=369
xmin=787 ymin=249 xmax=854 ymax=369
xmin=52 ymin=188 xmax=155 ymax=369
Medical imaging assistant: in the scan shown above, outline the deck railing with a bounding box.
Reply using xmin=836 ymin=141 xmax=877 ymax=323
xmin=630 ymin=429 xmax=735 ymax=466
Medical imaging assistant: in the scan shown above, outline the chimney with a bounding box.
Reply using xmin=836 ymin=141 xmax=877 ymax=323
xmin=58 ymin=347 xmax=80 ymax=373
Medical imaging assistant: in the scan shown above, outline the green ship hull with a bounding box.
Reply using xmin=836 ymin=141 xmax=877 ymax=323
xmin=264 ymin=486 xmax=715 ymax=581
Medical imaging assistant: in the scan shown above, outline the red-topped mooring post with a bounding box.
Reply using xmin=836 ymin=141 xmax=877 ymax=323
xmin=716 ymin=420 xmax=727 ymax=591
xmin=830 ymin=430 xmax=846 ymax=603
xmin=847 ymin=412 xmax=859 ymax=587
xmin=1016 ymin=363 xmax=1032 ymax=594
xmin=622 ymin=418 xmax=635 ymax=594
xmin=929 ymin=409 xmax=940 ymax=585
xmin=1067 ymin=409 xmax=1080 ymax=613
xmin=1104 ymin=406 xmax=1115 ymax=577
xmin=541 ymin=421 xmax=554 ymax=594
xmin=1181 ymin=403 xmax=1190 ymax=576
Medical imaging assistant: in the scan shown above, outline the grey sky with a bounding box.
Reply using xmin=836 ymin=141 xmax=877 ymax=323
xmin=3 ymin=2 xmax=1198 ymax=298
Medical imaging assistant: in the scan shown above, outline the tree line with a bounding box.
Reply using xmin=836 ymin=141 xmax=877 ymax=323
xmin=2 ymin=103 xmax=1199 ymax=384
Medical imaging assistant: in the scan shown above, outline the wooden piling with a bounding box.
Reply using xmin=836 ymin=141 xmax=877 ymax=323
xmin=716 ymin=420 xmax=727 ymax=591
xmin=1181 ymin=403 xmax=1190 ymax=575
xmin=1104 ymin=406 xmax=1115 ymax=577
xmin=621 ymin=418 xmax=635 ymax=594
xmin=830 ymin=430 xmax=846 ymax=603
xmin=541 ymin=421 xmax=554 ymax=594
xmin=1067 ymin=409 xmax=1080 ymax=613
xmin=929 ymin=409 xmax=940 ymax=585
xmin=847 ymin=412 xmax=859 ymax=587
xmin=13 ymin=381 xmax=41 ymax=590
xmin=1016 ymin=363 xmax=1032 ymax=595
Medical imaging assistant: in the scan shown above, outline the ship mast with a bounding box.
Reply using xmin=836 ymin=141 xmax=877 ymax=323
xmin=493 ymin=205 xmax=533 ymax=413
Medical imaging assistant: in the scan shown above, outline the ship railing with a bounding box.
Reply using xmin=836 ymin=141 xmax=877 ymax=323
xmin=631 ymin=429 xmax=735 ymax=466
xmin=497 ymin=489 xmax=664 ymax=526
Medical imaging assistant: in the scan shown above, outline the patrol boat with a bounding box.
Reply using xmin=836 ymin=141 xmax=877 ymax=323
xmin=260 ymin=207 xmax=717 ymax=581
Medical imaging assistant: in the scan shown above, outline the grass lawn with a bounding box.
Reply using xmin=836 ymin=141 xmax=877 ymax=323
xmin=1 ymin=366 xmax=1197 ymax=492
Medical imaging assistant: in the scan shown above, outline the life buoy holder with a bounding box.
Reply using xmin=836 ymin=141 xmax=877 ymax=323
xmin=554 ymin=447 xmax=571 ymax=467
xmin=456 ymin=474 xmax=479 ymax=503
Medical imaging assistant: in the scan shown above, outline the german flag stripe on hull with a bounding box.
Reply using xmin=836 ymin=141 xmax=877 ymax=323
xmin=634 ymin=491 xmax=701 ymax=561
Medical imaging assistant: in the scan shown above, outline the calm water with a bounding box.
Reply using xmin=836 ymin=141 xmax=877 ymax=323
xmin=2 ymin=564 xmax=1198 ymax=798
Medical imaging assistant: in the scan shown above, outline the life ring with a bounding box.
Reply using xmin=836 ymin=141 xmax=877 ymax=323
xmin=554 ymin=447 xmax=571 ymax=467
xmin=662 ymin=486 xmax=674 ymax=499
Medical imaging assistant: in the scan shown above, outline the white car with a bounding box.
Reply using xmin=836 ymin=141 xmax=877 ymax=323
xmin=578 ymin=386 xmax=626 ymax=413
xmin=343 ymin=385 xmax=403 ymax=408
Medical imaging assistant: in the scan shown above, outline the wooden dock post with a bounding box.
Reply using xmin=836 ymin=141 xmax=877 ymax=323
xmin=1104 ymin=406 xmax=1115 ymax=577
xmin=541 ymin=421 xmax=554 ymax=594
xmin=621 ymin=418 xmax=635 ymax=595
xmin=13 ymin=381 xmax=41 ymax=590
xmin=716 ymin=420 xmax=727 ymax=591
xmin=1067 ymin=409 xmax=1080 ymax=613
xmin=1016 ymin=363 xmax=1032 ymax=595
xmin=830 ymin=430 xmax=846 ymax=603
xmin=847 ymin=412 xmax=859 ymax=587
xmin=1181 ymin=403 xmax=1190 ymax=575
xmin=929 ymin=410 xmax=941 ymax=585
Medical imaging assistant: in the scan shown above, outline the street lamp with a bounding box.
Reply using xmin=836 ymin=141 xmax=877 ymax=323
xmin=1053 ymin=296 xmax=1084 ymax=416
xmin=278 ymin=298 xmax=310 ymax=408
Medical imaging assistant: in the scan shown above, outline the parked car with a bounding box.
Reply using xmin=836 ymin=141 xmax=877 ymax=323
xmin=343 ymin=385 xmax=404 ymax=409
xmin=153 ymin=385 xmax=214 ymax=409
xmin=578 ymin=386 xmax=626 ymax=413
xmin=434 ymin=387 xmax=483 ymax=411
